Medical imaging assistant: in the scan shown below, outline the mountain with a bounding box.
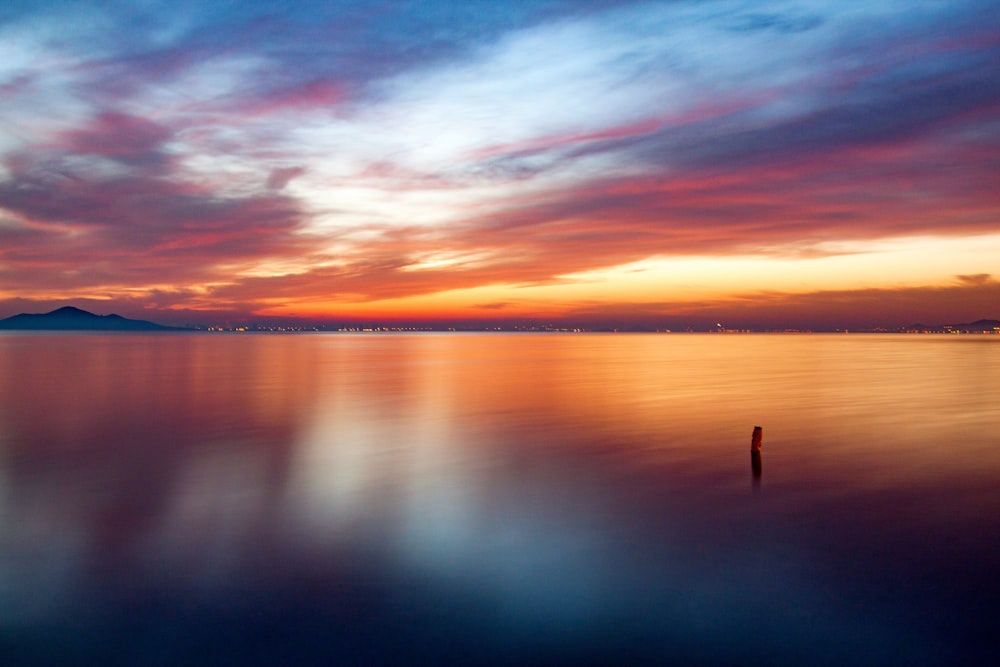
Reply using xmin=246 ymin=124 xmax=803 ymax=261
xmin=959 ymin=319 xmax=1000 ymax=329
xmin=0 ymin=306 xmax=188 ymax=331
xmin=904 ymin=319 xmax=1000 ymax=332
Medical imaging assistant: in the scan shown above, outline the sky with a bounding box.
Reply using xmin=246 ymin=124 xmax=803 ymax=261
xmin=1 ymin=0 xmax=998 ymax=329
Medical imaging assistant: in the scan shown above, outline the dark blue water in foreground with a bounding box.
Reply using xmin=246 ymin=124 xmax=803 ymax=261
xmin=1 ymin=333 xmax=999 ymax=665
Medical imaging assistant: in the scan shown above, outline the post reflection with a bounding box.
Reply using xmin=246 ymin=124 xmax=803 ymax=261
xmin=750 ymin=425 xmax=763 ymax=489
xmin=751 ymin=450 xmax=763 ymax=489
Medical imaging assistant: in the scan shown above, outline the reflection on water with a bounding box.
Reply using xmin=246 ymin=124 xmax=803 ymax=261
xmin=751 ymin=451 xmax=763 ymax=488
xmin=1 ymin=333 xmax=999 ymax=665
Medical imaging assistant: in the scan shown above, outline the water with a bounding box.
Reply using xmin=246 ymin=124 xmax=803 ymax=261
xmin=1 ymin=333 xmax=998 ymax=665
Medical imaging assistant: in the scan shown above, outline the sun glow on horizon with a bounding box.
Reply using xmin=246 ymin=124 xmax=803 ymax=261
xmin=245 ymin=232 xmax=1000 ymax=321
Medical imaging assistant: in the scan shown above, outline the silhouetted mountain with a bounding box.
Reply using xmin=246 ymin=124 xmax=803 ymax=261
xmin=904 ymin=319 xmax=999 ymax=332
xmin=961 ymin=319 xmax=1000 ymax=329
xmin=0 ymin=306 xmax=188 ymax=331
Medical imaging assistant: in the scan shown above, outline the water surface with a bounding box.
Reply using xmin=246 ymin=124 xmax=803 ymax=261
xmin=1 ymin=333 xmax=998 ymax=665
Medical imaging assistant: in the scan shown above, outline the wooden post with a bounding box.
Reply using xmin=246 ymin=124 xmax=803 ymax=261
xmin=751 ymin=426 xmax=762 ymax=452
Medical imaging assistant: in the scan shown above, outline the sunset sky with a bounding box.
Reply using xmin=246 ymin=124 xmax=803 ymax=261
xmin=1 ymin=0 xmax=998 ymax=329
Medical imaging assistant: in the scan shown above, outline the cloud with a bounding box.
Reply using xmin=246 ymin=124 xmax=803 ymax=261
xmin=1 ymin=0 xmax=999 ymax=326
xmin=0 ymin=145 xmax=309 ymax=298
xmin=266 ymin=166 xmax=306 ymax=190
xmin=955 ymin=273 xmax=993 ymax=287
xmin=557 ymin=280 xmax=1000 ymax=331
xmin=59 ymin=111 xmax=173 ymax=168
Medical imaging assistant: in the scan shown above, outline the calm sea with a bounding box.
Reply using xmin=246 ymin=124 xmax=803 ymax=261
xmin=1 ymin=333 xmax=998 ymax=665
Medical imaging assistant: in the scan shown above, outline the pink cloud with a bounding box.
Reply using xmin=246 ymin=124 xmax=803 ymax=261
xmin=469 ymin=94 xmax=775 ymax=163
xmin=59 ymin=112 xmax=173 ymax=166
xmin=240 ymin=79 xmax=346 ymax=116
xmin=0 ymin=149 xmax=310 ymax=296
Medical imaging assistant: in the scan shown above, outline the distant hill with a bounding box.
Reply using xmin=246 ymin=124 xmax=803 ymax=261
xmin=904 ymin=319 xmax=1000 ymax=332
xmin=0 ymin=306 xmax=189 ymax=331
xmin=960 ymin=319 xmax=1000 ymax=329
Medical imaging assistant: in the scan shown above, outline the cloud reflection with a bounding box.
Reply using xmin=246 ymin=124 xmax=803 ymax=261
xmin=4 ymin=333 xmax=995 ymax=662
